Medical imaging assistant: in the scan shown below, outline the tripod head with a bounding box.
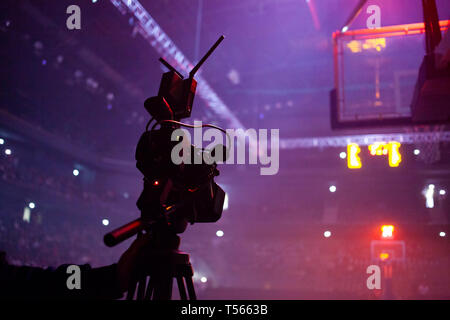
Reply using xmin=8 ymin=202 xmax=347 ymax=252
xmin=104 ymin=36 xmax=226 ymax=247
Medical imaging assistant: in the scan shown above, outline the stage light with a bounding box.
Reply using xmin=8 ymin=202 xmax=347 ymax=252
xmin=28 ymin=202 xmax=36 ymax=209
xmin=4 ymin=149 xmax=12 ymax=155
xmin=439 ymin=189 xmax=446 ymax=195
xmin=0 ymin=138 xmax=4 ymax=144
xmin=342 ymin=26 xmax=349 ymax=32
xmin=381 ymin=225 xmax=394 ymax=239
xmin=329 ymin=185 xmax=336 ymax=193
xmin=102 ymin=219 xmax=109 ymax=226
xmin=92 ymin=0 xmax=98 ymax=3
xmin=425 ymin=185 xmax=435 ymax=208
xmin=339 ymin=152 xmax=347 ymax=159
xmin=216 ymin=230 xmax=224 ymax=237
xmin=439 ymin=231 xmax=446 ymax=237
xmin=73 ymin=169 xmax=79 ymax=176
xmin=414 ymin=149 xmax=420 ymax=155
xmin=23 ymin=207 xmax=31 ymax=223
xmin=324 ymin=231 xmax=331 ymax=238
xmin=223 ymin=193 xmax=229 ymax=210
xmin=41 ymin=59 xmax=47 ymax=66
xmin=200 ymin=277 xmax=207 ymax=283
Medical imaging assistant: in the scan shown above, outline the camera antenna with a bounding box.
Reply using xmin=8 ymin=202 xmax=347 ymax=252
xmin=189 ymin=35 xmax=225 ymax=79
xmin=159 ymin=57 xmax=184 ymax=79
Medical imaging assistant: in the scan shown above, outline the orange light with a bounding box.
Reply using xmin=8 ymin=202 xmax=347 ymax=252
xmin=379 ymin=252 xmax=390 ymax=261
xmin=362 ymin=38 xmax=386 ymax=51
xmin=381 ymin=225 xmax=394 ymax=239
xmin=347 ymin=40 xmax=362 ymax=53
xmin=368 ymin=141 xmax=402 ymax=167
xmin=368 ymin=142 xmax=388 ymax=156
xmin=347 ymin=143 xmax=362 ymax=169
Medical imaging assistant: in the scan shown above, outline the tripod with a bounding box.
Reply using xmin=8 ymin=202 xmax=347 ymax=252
xmin=125 ymin=228 xmax=197 ymax=300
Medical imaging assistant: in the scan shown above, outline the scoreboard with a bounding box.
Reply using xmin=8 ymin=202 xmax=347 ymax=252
xmin=347 ymin=141 xmax=402 ymax=169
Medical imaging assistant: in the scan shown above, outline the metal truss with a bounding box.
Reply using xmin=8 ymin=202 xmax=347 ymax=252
xmin=280 ymin=131 xmax=450 ymax=149
xmin=109 ymin=0 xmax=244 ymax=130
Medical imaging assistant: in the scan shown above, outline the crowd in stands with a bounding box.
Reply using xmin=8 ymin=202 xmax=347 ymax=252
xmin=0 ymin=145 xmax=448 ymax=300
xmin=0 ymin=206 xmax=448 ymax=299
xmin=0 ymin=153 xmax=122 ymax=206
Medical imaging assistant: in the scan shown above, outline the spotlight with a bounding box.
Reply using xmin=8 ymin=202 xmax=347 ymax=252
xmin=342 ymin=26 xmax=349 ymax=32
xmin=339 ymin=152 xmax=347 ymax=159
xmin=439 ymin=189 xmax=446 ymax=196
xmin=424 ymin=184 xmax=435 ymax=209
xmin=28 ymin=202 xmax=36 ymax=209
xmin=223 ymin=193 xmax=229 ymax=210
xmin=0 ymin=138 xmax=4 ymax=144
xmin=324 ymin=231 xmax=331 ymax=238
xmin=73 ymin=169 xmax=79 ymax=176
xmin=329 ymin=185 xmax=336 ymax=193
xmin=102 ymin=219 xmax=109 ymax=226
xmin=216 ymin=230 xmax=224 ymax=237
xmin=414 ymin=149 xmax=420 ymax=155
xmin=5 ymin=149 xmax=11 ymax=155
xmin=200 ymin=277 xmax=207 ymax=283
xmin=439 ymin=231 xmax=446 ymax=237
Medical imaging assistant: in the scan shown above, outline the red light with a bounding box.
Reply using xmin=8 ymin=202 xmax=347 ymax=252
xmin=381 ymin=225 xmax=394 ymax=239
xmin=153 ymin=180 xmax=159 ymax=186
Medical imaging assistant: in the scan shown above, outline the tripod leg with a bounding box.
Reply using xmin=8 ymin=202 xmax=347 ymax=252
xmin=176 ymin=276 xmax=188 ymax=300
xmin=152 ymin=275 xmax=173 ymax=300
xmin=136 ymin=277 xmax=147 ymax=300
xmin=185 ymin=276 xmax=197 ymax=300
xmin=126 ymin=281 xmax=137 ymax=300
xmin=144 ymin=276 xmax=154 ymax=300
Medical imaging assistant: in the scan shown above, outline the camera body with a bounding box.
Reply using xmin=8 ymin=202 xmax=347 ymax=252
xmin=135 ymin=125 xmax=225 ymax=226
xmin=104 ymin=36 xmax=226 ymax=247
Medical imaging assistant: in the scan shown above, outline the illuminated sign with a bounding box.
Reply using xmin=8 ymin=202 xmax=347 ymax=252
xmin=347 ymin=143 xmax=362 ymax=169
xmin=346 ymin=38 xmax=386 ymax=53
xmin=347 ymin=141 xmax=402 ymax=168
